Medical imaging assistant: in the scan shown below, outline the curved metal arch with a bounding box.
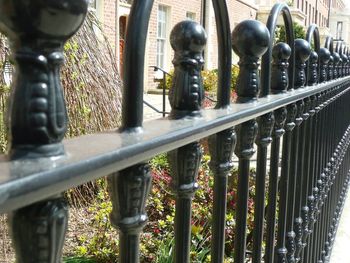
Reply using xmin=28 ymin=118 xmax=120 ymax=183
xmin=121 ymin=0 xmax=155 ymax=131
xmin=306 ymin=24 xmax=321 ymax=83
xmin=212 ymin=0 xmax=232 ymax=108
xmin=306 ymin=24 xmax=321 ymax=52
xmin=260 ymin=3 xmax=295 ymax=96
xmin=335 ymin=41 xmax=343 ymax=54
xmin=325 ymin=36 xmax=334 ymax=54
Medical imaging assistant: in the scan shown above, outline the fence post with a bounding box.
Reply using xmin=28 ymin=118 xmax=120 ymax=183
xmin=0 ymin=1 xmax=88 ymax=262
xmin=232 ymin=19 xmax=269 ymax=263
xmin=167 ymin=20 xmax=207 ymax=263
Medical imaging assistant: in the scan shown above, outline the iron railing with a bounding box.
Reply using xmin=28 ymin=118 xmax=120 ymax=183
xmin=0 ymin=0 xmax=349 ymax=263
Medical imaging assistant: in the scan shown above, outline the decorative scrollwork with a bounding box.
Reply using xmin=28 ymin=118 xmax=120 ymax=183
xmin=273 ymin=107 xmax=287 ymax=138
xmin=256 ymin=112 xmax=274 ymax=147
xmin=169 ymin=143 xmax=202 ymax=198
xmin=9 ymin=197 xmax=68 ymax=263
xmin=234 ymin=120 xmax=258 ymax=159
xmin=109 ymin=163 xmax=152 ymax=233
xmin=208 ymin=128 xmax=236 ymax=175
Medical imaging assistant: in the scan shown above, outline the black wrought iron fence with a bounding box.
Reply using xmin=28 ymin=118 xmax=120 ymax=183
xmin=0 ymin=0 xmax=349 ymax=263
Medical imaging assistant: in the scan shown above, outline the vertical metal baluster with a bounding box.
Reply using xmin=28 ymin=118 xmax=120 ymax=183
xmin=313 ymin=91 xmax=327 ymax=263
xmin=302 ymin=51 xmax=318 ymax=262
xmin=232 ymin=20 xmax=270 ymax=263
xmin=166 ymin=21 xmax=207 ymax=263
xmin=304 ymin=49 xmax=326 ymax=261
xmin=320 ymin=92 xmax=332 ymax=262
xmin=286 ymin=101 xmax=304 ymax=263
xmin=109 ymin=1 xmax=154 ymax=262
xmin=109 ymin=165 xmax=152 ymax=262
xmin=252 ymin=113 xmax=274 ymax=263
xmin=268 ymin=42 xmax=294 ymax=263
xmin=0 ymin=2 xmax=88 ymax=262
xmin=209 ymin=128 xmax=236 ymax=263
xmin=300 ymin=95 xmax=312 ymax=261
xmin=290 ymin=39 xmax=311 ymax=263
xmin=308 ymin=92 xmax=322 ymax=263
xmin=265 ymin=107 xmax=286 ymax=263
xmin=209 ymin=1 xmax=234 ymax=261
xmin=276 ymin=104 xmax=296 ymax=263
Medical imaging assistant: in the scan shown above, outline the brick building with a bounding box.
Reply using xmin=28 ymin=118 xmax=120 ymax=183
xmin=329 ymin=0 xmax=350 ymax=44
xmin=90 ymin=0 xmax=257 ymax=90
xmin=90 ymin=0 xmax=345 ymax=91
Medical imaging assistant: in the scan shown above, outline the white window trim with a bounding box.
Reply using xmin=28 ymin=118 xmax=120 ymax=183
xmin=156 ymin=5 xmax=171 ymax=71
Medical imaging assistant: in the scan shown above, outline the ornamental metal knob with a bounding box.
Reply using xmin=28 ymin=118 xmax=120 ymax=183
xmin=271 ymin=42 xmax=291 ymax=93
xmin=232 ymin=20 xmax=270 ymax=102
xmin=0 ymin=0 xmax=88 ymax=158
xmin=169 ymin=20 xmax=207 ymax=118
xmin=307 ymin=51 xmax=318 ymax=85
xmin=332 ymin=52 xmax=340 ymax=79
xmin=319 ymin=48 xmax=331 ymax=82
xmin=294 ymin=39 xmax=311 ymax=89
xmin=0 ymin=0 xmax=88 ymax=43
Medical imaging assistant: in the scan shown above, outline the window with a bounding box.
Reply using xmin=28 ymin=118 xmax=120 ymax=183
xmin=336 ymin=21 xmax=343 ymax=40
xmin=186 ymin=12 xmax=196 ymax=20
xmin=157 ymin=5 xmax=169 ymax=69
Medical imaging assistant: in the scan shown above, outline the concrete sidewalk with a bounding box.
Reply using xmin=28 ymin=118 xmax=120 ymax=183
xmin=143 ymin=93 xmax=170 ymax=121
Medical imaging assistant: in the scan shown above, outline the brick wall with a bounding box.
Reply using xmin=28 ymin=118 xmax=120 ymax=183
xmin=102 ymin=0 xmax=116 ymax=50
xmin=145 ymin=0 xmax=202 ymax=90
xmin=97 ymin=0 xmax=258 ymax=91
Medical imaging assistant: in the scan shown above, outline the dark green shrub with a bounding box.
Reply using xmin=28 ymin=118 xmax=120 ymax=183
xmin=157 ymin=66 xmax=240 ymax=93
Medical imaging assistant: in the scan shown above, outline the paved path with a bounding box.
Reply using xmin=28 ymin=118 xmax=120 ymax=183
xmin=143 ymin=93 xmax=170 ymax=121
xmin=330 ymin=193 xmax=350 ymax=263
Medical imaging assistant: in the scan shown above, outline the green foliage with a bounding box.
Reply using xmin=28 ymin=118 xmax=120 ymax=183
xmin=63 ymin=257 xmax=96 ymax=263
xmin=157 ymin=66 xmax=240 ymax=93
xmin=275 ymin=22 xmax=306 ymax=43
xmin=73 ymin=154 xmax=257 ymax=262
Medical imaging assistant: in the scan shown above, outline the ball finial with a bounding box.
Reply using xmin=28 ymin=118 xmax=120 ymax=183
xmin=232 ymin=20 xmax=270 ymax=58
xmin=333 ymin=52 xmax=340 ymax=63
xmin=271 ymin=43 xmax=292 ymax=93
xmin=170 ymin=20 xmax=207 ymax=53
xmin=0 ymin=0 xmax=88 ymax=43
xmin=232 ymin=20 xmax=270 ymax=102
xmin=319 ymin=48 xmax=331 ymax=64
xmin=319 ymin=48 xmax=331 ymax=82
xmin=273 ymin=42 xmax=292 ymax=60
xmin=294 ymin=39 xmax=311 ymax=88
xmin=295 ymin=39 xmax=311 ymax=63
xmin=169 ymin=21 xmax=207 ymax=118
